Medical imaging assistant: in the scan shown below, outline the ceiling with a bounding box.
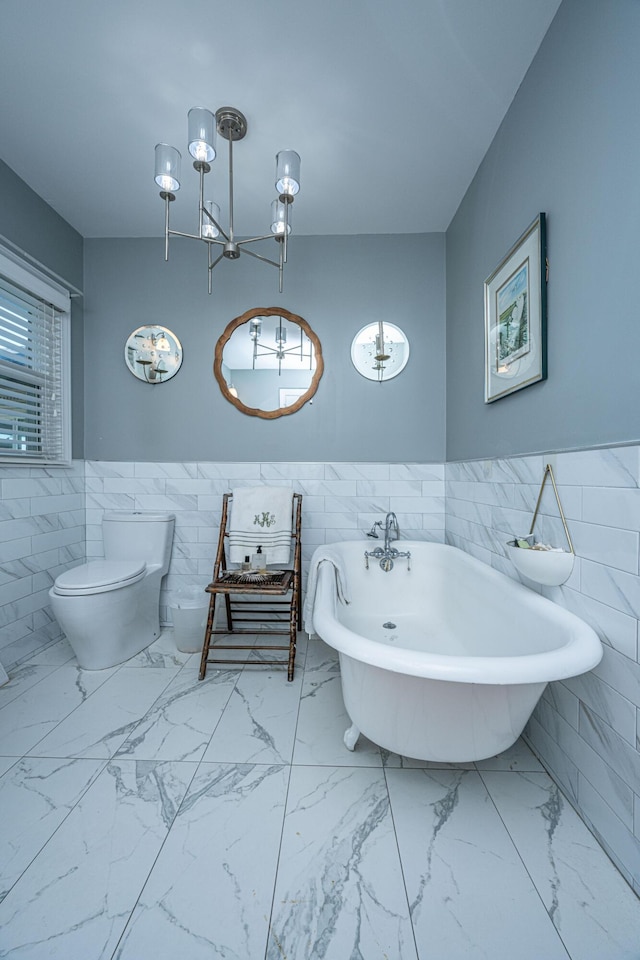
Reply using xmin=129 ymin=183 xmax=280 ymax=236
xmin=0 ymin=0 xmax=561 ymax=240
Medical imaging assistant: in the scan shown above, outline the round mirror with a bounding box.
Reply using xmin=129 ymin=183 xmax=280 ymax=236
xmin=214 ymin=307 xmax=323 ymax=418
xmin=351 ymin=321 xmax=410 ymax=381
xmin=125 ymin=326 xmax=183 ymax=383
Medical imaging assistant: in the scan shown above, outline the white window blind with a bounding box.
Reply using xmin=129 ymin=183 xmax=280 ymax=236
xmin=0 ymin=252 xmax=71 ymax=464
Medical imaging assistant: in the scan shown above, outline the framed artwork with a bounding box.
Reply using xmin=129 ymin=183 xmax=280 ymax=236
xmin=484 ymin=213 xmax=547 ymax=402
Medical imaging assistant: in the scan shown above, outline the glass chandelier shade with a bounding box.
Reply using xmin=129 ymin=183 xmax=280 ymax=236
xmin=271 ymin=199 xmax=292 ymax=235
xmin=154 ymin=143 xmax=181 ymax=192
xmin=188 ymin=107 xmax=216 ymax=162
xmin=275 ymin=150 xmax=301 ymax=196
xmin=202 ymin=200 xmax=221 ymax=239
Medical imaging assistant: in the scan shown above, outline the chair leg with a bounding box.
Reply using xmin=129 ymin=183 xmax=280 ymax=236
xmin=287 ymin=588 xmax=297 ymax=682
xmin=199 ymin=592 xmax=218 ymax=680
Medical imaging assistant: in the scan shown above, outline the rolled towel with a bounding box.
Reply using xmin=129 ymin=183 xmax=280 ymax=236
xmin=228 ymin=486 xmax=293 ymax=565
xmin=303 ymin=545 xmax=351 ymax=635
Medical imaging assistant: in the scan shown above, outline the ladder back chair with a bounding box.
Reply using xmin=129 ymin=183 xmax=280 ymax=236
xmin=199 ymin=490 xmax=303 ymax=682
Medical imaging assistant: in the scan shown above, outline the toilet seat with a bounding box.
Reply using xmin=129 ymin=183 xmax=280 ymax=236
xmin=53 ymin=560 xmax=146 ymax=596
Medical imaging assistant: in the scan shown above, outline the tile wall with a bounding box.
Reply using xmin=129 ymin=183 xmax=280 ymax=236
xmin=0 ymin=461 xmax=85 ymax=669
xmin=85 ymin=460 xmax=446 ymax=622
xmin=445 ymin=445 xmax=640 ymax=895
xmin=0 ymin=459 xmax=444 ymax=670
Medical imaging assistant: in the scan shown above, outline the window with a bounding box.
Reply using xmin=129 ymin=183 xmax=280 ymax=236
xmin=0 ymin=251 xmax=71 ymax=464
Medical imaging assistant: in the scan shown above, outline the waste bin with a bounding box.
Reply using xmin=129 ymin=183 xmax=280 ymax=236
xmin=170 ymin=585 xmax=209 ymax=653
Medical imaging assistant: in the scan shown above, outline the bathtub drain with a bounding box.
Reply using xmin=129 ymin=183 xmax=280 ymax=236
xmin=383 ymin=622 xmax=397 ymax=630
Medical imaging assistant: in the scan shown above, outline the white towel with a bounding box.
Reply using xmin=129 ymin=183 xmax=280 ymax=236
xmin=303 ymin=545 xmax=351 ymax=635
xmin=228 ymin=486 xmax=293 ymax=564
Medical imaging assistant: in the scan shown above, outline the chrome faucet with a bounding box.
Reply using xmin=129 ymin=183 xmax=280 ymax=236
xmin=364 ymin=512 xmax=411 ymax=572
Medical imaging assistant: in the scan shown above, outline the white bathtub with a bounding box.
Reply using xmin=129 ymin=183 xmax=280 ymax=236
xmin=310 ymin=540 xmax=602 ymax=762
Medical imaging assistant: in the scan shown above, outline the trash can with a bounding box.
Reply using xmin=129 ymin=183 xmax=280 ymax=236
xmin=170 ymin=586 xmax=209 ymax=653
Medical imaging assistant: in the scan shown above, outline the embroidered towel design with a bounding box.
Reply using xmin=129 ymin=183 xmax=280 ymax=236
xmin=228 ymin=486 xmax=293 ymax=564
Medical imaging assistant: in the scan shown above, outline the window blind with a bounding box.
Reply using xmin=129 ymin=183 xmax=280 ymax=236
xmin=0 ymin=254 xmax=71 ymax=463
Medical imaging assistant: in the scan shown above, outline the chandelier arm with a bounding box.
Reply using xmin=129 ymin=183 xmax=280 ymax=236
xmin=208 ymin=252 xmax=225 ymax=271
xmin=168 ymin=228 xmax=213 ymax=242
xmin=279 ymin=239 xmax=284 ymax=294
xmin=239 ymin=247 xmax=280 ymax=268
xmin=208 ymin=248 xmax=225 ymax=293
xmin=236 ymin=234 xmax=275 ymax=245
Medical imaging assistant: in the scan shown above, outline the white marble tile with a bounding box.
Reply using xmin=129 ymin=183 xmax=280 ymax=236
xmin=113 ymin=762 xmax=288 ymax=960
xmin=122 ymin=630 xmax=196 ymax=668
xmin=116 ymin=667 xmax=238 ymax=762
xmin=0 ymin=759 xmax=194 ymax=960
xmin=324 ymin=463 xmax=390 ymax=480
xmin=0 ymin=756 xmax=18 ymax=777
xmin=483 ymin=770 xmax=640 ymax=959
xmin=293 ymin=671 xmax=382 ymax=767
xmin=134 ymin=461 xmax=198 ymax=479
xmin=27 ymin=667 xmax=178 ymax=760
xmin=387 ymin=768 xmax=569 ymax=960
xmin=0 ymin=662 xmax=59 ymax=708
xmin=582 ymin=485 xmax=640 ymax=531
xmin=549 ymin=447 xmax=639 ymax=488
xmin=577 ymin=774 xmax=640 ymax=889
xmin=382 ymin=749 xmax=475 ymax=770
xmin=23 ymin=637 xmax=75 ymax=666
xmin=197 ymin=461 xmax=261 ymax=479
xmin=0 ymin=664 xmax=117 ymax=756
xmin=203 ymin=670 xmax=301 ymax=764
xmin=474 ymin=737 xmax=545 ymax=771
xmin=267 ymin=764 xmax=417 ymax=960
xmin=564 ymin=670 xmax=636 ymax=744
xmin=303 ymin=638 xmax=340 ymax=673
xmin=0 ymin=756 xmax=104 ymax=901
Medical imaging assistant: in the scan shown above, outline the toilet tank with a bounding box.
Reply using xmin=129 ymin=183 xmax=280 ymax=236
xmin=102 ymin=512 xmax=175 ymax=575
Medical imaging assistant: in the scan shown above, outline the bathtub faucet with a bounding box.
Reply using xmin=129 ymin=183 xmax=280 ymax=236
xmin=364 ymin=512 xmax=411 ymax=572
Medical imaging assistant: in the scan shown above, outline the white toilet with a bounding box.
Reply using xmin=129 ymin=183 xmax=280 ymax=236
xmin=50 ymin=511 xmax=175 ymax=670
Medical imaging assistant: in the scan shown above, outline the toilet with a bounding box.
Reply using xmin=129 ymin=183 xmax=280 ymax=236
xmin=49 ymin=511 xmax=175 ymax=670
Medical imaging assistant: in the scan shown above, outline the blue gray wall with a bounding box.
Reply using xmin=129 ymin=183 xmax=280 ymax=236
xmin=0 ymin=159 xmax=85 ymax=457
xmin=83 ymin=233 xmax=446 ymax=463
xmin=445 ymin=0 xmax=640 ymax=462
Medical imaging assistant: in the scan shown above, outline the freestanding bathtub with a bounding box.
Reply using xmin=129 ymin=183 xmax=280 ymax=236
xmin=310 ymin=540 xmax=602 ymax=762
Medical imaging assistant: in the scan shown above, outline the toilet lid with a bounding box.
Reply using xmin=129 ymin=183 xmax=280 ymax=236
xmin=54 ymin=560 xmax=145 ymax=594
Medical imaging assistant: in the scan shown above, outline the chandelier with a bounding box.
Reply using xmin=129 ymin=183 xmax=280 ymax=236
xmin=154 ymin=107 xmax=300 ymax=293
xmin=248 ymin=315 xmax=313 ymax=375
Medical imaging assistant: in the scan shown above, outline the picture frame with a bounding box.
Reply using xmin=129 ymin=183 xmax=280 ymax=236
xmin=484 ymin=213 xmax=547 ymax=403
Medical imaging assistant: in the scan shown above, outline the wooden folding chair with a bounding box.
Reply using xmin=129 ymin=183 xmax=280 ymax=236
xmin=198 ymin=491 xmax=302 ymax=682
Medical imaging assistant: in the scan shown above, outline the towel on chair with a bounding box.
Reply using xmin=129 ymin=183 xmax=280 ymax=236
xmin=228 ymin=486 xmax=293 ymax=564
xmin=303 ymin=545 xmax=351 ymax=635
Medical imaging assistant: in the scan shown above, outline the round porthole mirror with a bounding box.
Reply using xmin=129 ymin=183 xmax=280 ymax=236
xmin=125 ymin=326 xmax=183 ymax=383
xmin=214 ymin=306 xmax=324 ymax=418
xmin=351 ymin=321 xmax=410 ymax=381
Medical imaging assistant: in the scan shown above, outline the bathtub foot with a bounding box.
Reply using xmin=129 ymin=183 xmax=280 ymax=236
xmin=344 ymin=723 xmax=361 ymax=752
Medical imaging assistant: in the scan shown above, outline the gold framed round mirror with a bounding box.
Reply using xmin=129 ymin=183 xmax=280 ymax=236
xmin=214 ymin=306 xmax=324 ymax=418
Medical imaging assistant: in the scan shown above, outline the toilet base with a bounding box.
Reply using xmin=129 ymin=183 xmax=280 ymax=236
xmin=49 ymin=572 xmax=161 ymax=670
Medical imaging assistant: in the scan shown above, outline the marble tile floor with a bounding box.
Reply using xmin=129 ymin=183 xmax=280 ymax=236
xmin=0 ymin=631 xmax=638 ymax=960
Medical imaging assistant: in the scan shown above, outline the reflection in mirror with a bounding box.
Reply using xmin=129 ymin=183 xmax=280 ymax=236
xmin=214 ymin=307 xmax=323 ymax=418
xmin=351 ymin=321 xmax=410 ymax=382
xmin=125 ymin=326 xmax=183 ymax=383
